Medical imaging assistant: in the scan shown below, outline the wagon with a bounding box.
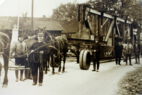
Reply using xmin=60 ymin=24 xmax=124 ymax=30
xmin=68 ymin=4 xmax=139 ymax=70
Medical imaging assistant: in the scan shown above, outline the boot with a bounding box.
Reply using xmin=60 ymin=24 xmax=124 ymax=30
xmin=32 ymin=75 xmax=37 ymax=85
xmin=92 ymin=63 xmax=96 ymax=71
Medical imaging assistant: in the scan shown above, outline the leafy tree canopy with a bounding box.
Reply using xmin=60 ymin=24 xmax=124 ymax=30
xmin=52 ymin=3 xmax=77 ymax=22
xmin=52 ymin=1 xmax=142 ymax=26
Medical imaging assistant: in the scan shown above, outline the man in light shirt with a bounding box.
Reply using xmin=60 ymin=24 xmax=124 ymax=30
xmin=125 ymin=41 xmax=133 ymax=65
xmin=10 ymin=36 xmax=27 ymax=82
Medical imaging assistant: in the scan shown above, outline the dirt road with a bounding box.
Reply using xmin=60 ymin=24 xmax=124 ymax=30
xmin=0 ymin=57 xmax=141 ymax=95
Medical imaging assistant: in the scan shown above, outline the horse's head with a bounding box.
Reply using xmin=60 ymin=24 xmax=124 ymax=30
xmin=0 ymin=32 xmax=10 ymax=50
xmin=44 ymin=32 xmax=54 ymax=43
xmin=54 ymin=35 xmax=68 ymax=52
xmin=24 ymin=36 xmax=37 ymax=49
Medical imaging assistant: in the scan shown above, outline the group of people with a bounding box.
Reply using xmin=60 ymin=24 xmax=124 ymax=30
xmin=92 ymin=36 xmax=141 ymax=72
xmin=115 ymin=37 xmax=141 ymax=66
xmin=10 ymin=32 xmax=47 ymax=86
xmin=9 ymin=32 xmax=141 ymax=86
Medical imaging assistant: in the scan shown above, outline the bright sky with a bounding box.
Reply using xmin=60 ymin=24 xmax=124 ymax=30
xmin=0 ymin=0 xmax=89 ymax=17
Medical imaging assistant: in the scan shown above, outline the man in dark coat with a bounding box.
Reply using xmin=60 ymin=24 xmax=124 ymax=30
xmin=29 ymin=32 xmax=46 ymax=86
xmin=115 ymin=42 xmax=123 ymax=65
xmin=92 ymin=41 xmax=100 ymax=72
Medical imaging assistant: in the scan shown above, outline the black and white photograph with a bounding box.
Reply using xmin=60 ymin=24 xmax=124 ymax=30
xmin=0 ymin=0 xmax=142 ymax=95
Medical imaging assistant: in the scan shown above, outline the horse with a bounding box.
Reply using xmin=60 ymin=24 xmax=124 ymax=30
xmin=0 ymin=32 xmax=10 ymax=87
xmin=23 ymin=35 xmax=37 ymax=79
xmin=48 ymin=35 xmax=68 ymax=74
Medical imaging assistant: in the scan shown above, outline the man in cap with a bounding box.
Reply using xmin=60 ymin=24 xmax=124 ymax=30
xmin=29 ymin=32 xmax=46 ymax=86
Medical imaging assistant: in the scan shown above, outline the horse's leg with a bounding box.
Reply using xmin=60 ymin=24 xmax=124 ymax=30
xmin=52 ymin=67 xmax=55 ymax=74
xmin=2 ymin=52 xmax=9 ymax=87
xmin=58 ymin=64 xmax=61 ymax=72
xmin=51 ymin=55 xmax=55 ymax=74
xmin=47 ymin=57 xmax=50 ymax=71
xmin=45 ymin=63 xmax=48 ymax=74
xmin=58 ymin=55 xmax=62 ymax=72
xmin=44 ymin=57 xmax=48 ymax=74
xmin=62 ymin=53 xmax=66 ymax=72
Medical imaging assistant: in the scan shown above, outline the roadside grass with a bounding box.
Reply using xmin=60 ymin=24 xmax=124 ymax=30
xmin=118 ymin=66 xmax=142 ymax=95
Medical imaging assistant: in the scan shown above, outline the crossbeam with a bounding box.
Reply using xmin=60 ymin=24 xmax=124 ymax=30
xmin=105 ymin=21 xmax=114 ymax=42
xmin=86 ymin=7 xmax=131 ymax=24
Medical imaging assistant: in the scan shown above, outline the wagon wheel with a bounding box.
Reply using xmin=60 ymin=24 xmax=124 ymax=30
xmin=79 ymin=50 xmax=85 ymax=69
xmin=79 ymin=50 xmax=91 ymax=70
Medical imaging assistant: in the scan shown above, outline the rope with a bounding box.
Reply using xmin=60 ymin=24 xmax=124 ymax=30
xmin=27 ymin=42 xmax=57 ymax=57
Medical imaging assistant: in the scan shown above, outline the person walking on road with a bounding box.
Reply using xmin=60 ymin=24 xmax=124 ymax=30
xmin=92 ymin=41 xmax=100 ymax=72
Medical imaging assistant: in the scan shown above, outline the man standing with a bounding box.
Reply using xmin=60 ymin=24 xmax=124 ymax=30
xmin=10 ymin=36 xmax=27 ymax=82
xmin=134 ymin=43 xmax=140 ymax=64
xmin=125 ymin=41 xmax=133 ymax=65
xmin=29 ymin=32 xmax=46 ymax=86
xmin=115 ymin=42 xmax=123 ymax=65
xmin=92 ymin=41 xmax=100 ymax=72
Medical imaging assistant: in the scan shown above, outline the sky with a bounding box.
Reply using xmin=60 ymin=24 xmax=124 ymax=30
xmin=0 ymin=0 xmax=89 ymax=17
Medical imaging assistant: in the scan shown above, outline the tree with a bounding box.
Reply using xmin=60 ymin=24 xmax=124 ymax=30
xmin=51 ymin=0 xmax=142 ymax=34
xmin=52 ymin=3 xmax=77 ymax=22
xmin=89 ymin=0 xmax=142 ymax=23
xmin=51 ymin=3 xmax=79 ymax=35
xmin=89 ymin=0 xmax=119 ymax=13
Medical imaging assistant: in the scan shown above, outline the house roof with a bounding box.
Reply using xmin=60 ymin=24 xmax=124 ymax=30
xmin=34 ymin=19 xmax=63 ymax=31
xmin=0 ymin=17 xmax=64 ymax=31
xmin=0 ymin=17 xmax=79 ymax=38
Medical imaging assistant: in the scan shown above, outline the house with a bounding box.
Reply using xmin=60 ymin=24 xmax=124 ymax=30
xmin=0 ymin=17 xmax=64 ymax=37
xmin=33 ymin=18 xmax=63 ymax=36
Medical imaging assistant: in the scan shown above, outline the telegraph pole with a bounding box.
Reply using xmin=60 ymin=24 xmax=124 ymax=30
xmin=31 ymin=0 xmax=34 ymax=33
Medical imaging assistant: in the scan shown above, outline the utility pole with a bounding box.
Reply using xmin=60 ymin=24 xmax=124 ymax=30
xmin=31 ymin=0 xmax=34 ymax=33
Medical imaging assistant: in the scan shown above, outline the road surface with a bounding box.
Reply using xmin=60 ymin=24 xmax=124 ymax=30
xmin=0 ymin=57 xmax=141 ymax=95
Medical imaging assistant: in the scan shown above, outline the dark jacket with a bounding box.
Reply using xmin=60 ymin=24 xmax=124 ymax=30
xmin=96 ymin=42 xmax=100 ymax=59
xmin=29 ymin=42 xmax=46 ymax=63
xmin=115 ymin=44 xmax=123 ymax=57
